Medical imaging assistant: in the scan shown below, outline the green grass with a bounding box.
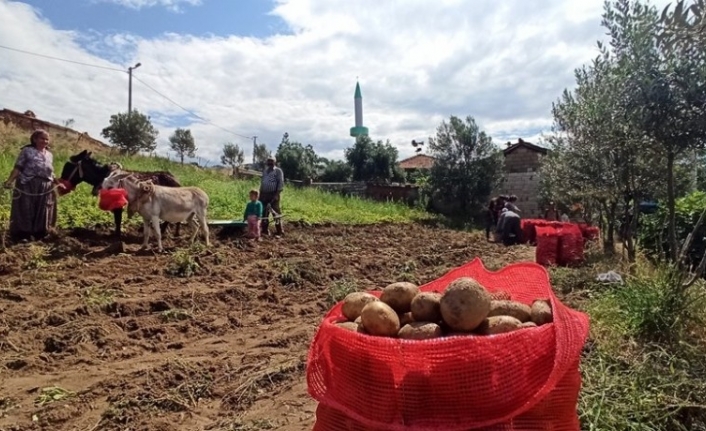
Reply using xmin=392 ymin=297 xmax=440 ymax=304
xmin=549 ymin=254 xmax=706 ymax=431
xmin=0 ymin=125 xmax=429 ymax=229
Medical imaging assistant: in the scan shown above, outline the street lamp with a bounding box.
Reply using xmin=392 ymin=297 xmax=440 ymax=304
xmin=128 ymin=62 xmax=142 ymax=114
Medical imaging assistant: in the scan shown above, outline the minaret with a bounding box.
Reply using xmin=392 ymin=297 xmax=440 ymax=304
xmin=349 ymin=81 xmax=369 ymax=137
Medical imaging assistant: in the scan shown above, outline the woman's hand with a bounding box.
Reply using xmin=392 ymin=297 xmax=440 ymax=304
xmin=3 ymin=181 xmax=12 ymax=189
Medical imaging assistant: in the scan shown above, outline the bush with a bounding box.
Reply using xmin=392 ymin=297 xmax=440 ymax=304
xmin=639 ymin=191 xmax=706 ymax=267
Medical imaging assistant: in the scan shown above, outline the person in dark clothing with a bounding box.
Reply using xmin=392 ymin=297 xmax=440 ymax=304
xmin=496 ymin=208 xmax=522 ymax=246
xmin=259 ymin=156 xmax=285 ymax=236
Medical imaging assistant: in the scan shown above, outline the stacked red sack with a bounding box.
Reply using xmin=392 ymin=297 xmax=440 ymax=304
xmin=307 ymin=258 xmax=590 ymax=431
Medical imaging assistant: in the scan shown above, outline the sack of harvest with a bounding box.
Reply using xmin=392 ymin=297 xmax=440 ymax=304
xmin=520 ymin=219 xmax=542 ymax=244
xmin=535 ymin=226 xmax=560 ymax=267
xmin=98 ymin=188 xmax=128 ymax=212
xmin=558 ymin=225 xmax=585 ymax=267
xmin=307 ymin=258 xmax=590 ymax=431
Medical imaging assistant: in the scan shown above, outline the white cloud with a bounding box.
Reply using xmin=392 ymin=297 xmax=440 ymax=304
xmin=0 ymin=0 xmax=674 ymax=167
xmin=91 ymin=0 xmax=202 ymax=13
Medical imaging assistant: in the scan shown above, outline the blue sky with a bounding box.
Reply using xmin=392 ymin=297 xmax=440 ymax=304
xmin=0 ymin=0 xmax=675 ymax=166
xmin=23 ymin=0 xmax=289 ymax=40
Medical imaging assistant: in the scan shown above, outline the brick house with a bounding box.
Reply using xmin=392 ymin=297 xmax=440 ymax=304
xmin=494 ymin=138 xmax=550 ymax=217
xmin=398 ymin=154 xmax=435 ymax=175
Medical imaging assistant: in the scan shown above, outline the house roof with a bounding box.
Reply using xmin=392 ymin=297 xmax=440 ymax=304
xmin=398 ymin=154 xmax=435 ymax=170
xmin=503 ymin=138 xmax=549 ymax=155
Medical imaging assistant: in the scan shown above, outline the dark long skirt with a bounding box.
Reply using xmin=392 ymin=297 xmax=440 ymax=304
xmin=9 ymin=178 xmax=57 ymax=242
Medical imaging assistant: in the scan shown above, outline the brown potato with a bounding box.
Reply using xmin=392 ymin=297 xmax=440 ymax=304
xmin=487 ymin=300 xmax=532 ymax=322
xmin=531 ymin=299 xmax=553 ymax=325
xmin=360 ymin=301 xmax=400 ymax=337
xmin=380 ymin=282 xmax=420 ymax=313
xmin=439 ymin=277 xmax=491 ymax=332
xmin=354 ymin=316 xmax=362 ymax=324
xmin=397 ymin=322 xmax=442 ymax=340
xmin=336 ymin=321 xmax=366 ymax=333
xmin=398 ymin=312 xmax=415 ymax=326
xmin=341 ymin=292 xmax=379 ymax=321
xmin=476 ymin=316 xmax=523 ymax=335
xmin=410 ymin=292 xmax=442 ymax=322
xmin=520 ymin=321 xmax=538 ymax=329
xmin=490 ymin=291 xmax=512 ymax=301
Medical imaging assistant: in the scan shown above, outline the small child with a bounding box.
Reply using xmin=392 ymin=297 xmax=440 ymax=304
xmin=243 ymin=189 xmax=264 ymax=240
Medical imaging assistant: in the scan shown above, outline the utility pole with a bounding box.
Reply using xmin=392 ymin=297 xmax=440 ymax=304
xmin=127 ymin=62 xmax=142 ymax=114
xmin=252 ymin=136 xmax=257 ymax=165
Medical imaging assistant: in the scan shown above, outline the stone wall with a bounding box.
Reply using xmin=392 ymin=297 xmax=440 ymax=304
xmin=495 ymin=172 xmax=543 ymax=217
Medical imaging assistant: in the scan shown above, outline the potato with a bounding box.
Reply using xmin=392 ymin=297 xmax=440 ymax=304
xmin=531 ymin=299 xmax=553 ymax=325
xmin=354 ymin=316 xmax=362 ymax=324
xmin=380 ymin=282 xmax=420 ymax=313
xmin=360 ymin=301 xmax=400 ymax=337
xmin=336 ymin=321 xmax=365 ymax=333
xmin=520 ymin=321 xmax=538 ymax=329
xmin=487 ymin=300 xmax=532 ymax=322
xmin=398 ymin=312 xmax=415 ymax=326
xmin=490 ymin=290 xmax=512 ymax=301
xmin=476 ymin=316 xmax=523 ymax=335
xmin=341 ymin=292 xmax=379 ymax=321
xmin=410 ymin=292 xmax=442 ymax=322
xmin=439 ymin=277 xmax=491 ymax=332
xmin=397 ymin=322 xmax=442 ymax=340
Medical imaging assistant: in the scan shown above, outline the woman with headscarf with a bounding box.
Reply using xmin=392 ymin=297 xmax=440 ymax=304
xmin=3 ymin=129 xmax=65 ymax=242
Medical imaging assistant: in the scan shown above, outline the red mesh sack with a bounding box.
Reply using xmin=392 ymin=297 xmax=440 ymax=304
xmin=558 ymin=225 xmax=585 ymax=267
xmin=307 ymin=258 xmax=590 ymax=431
xmin=535 ymin=226 xmax=559 ymax=266
xmin=520 ymin=219 xmax=542 ymax=244
xmin=98 ymin=188 xmax=128 ymax=211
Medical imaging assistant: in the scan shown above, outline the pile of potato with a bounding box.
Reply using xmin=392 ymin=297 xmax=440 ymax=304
xmin=336 ymin=278 xmax=553 ymax=340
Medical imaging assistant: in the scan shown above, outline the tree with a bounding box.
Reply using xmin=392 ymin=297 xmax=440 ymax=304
xmin=221 ymin=143 xmax=244 ymax=176
xmin=605 ymin=0 xmax=706 ymax=260
xmin=275 ymin=133 xmax=318 ymax=181
xmin=101 ymin=110 xmax=158 ymax=155
xmin=426 ymin=115 xmax=503 ymax=217
xmin=253 ymin=143 xmax=271 ymax=168
xmin=168 ymin=128 xmax=197 ymax=165
xmin=344 ymin=136 xmax=405 ymax=183
xmin=319 ymin=160 xmax=353 ymax=182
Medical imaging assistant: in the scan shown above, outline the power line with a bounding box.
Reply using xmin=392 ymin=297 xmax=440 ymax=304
xmin=0 ymin=43 xmax=256 ymax=142
xmin=131 ymin=74 xmax=254 ymax=140
xmin=0 ymin=44 xmax=125 ymax=72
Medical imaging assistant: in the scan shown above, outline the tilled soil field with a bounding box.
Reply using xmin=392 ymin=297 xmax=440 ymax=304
xmin=0 ymin=222 xmax=534 ymax=431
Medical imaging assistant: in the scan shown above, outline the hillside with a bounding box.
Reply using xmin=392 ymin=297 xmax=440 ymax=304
xmin=0 ymin=122 xmax=427 ymax=228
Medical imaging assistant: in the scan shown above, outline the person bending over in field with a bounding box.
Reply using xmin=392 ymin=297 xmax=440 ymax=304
xmin=259 ymin=156 xmax=285 ymax=237
xmin=496 ymin=208 xmax=522 ymax=246
xmin=243 ymin=189 xmax=264 ymax=241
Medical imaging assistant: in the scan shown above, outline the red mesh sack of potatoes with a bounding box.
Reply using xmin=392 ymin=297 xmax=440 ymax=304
xmin=520 ymin=219 xmax=541 ymax=244
xmin=98 ymin=188 xmax=128 ymax=212
xmin=558 ymin=225 xmax=585 ymax=267
xmin=535 ymin=226 xmax=560 ymax=267
xmin=307 ymin=258 xmax=590 ymax=431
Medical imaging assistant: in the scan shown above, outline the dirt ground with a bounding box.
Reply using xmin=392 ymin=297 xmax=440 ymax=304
xmin=0 ymin=222 xmax=535 ymax=431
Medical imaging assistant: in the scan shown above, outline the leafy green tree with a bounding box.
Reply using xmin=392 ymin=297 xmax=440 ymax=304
xmin=319 ymin=160 xmax=353 ymax=182
xmin=426 ymin=115 xmax=503 ymax=217
xmin=605 ymin=0 xmax=706 ymax=260
xmin=221 ymin=143 xmax=245 ymax=176
xmin=101 ymin=110 xmax=158 ymax=155
xmin=168 ymin=128 xmax=197 ymax=165
xmin=275 ymin=133 xmax=318 ymax=181
xmin=253 ymin=142 xmax=271 ymax=168
xmin=344 ymin=136 xmax=405 ymax=183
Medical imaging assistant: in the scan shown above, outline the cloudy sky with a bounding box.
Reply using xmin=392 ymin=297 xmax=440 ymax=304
xmin=0 ymin=0 xmax=671 ymax=166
